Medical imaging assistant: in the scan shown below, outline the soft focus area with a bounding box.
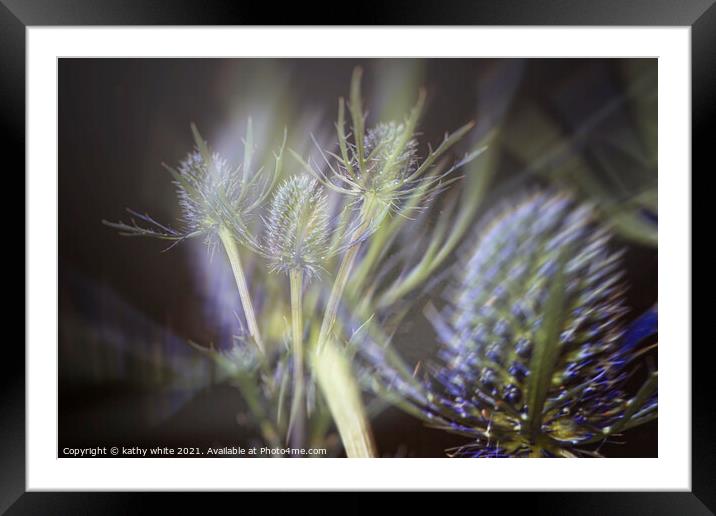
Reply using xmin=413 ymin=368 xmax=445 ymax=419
xmin=59 ymin=58 xmax=657 ymax=457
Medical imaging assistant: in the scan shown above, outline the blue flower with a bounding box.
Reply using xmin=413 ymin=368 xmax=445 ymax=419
xmin=364 ymin=192 xmax=657 ymax=457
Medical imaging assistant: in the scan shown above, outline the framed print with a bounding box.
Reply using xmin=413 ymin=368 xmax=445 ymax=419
xmin=4 ymin=0 xmax=707 ymax=512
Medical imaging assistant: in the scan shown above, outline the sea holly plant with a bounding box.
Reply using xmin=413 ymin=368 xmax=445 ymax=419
xmin=360 ymin=191 xmax=658 ymax=457
xmin=104 ymin=119 xmax=284 ymax=353
xmin=289 ymin=67 xmax=482 ymax=456
xmin=261 ymin=174 xmax=333 ymax=448
xmin=105 ymin=67 xmax=659 ymax=459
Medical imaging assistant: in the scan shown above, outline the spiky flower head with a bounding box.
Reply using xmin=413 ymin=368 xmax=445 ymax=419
xmin=363 ymin=192 xmax=657 ymax=457
xmin=292 ymin=69 xmax=480 ymax=232
xmin=173 ymin=150 xmax=243 ymax=241
xmin=104 ymin=121 xmax=282 ymax=251
xmin=308 ymin=117 xmax=477 ymax=225
xmin=263 ymin=175 xmax=331 ymax=279
xmin=360 ymin=121 xmax=419 ymax=196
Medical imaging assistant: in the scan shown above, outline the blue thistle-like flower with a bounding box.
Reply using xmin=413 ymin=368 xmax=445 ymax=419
xmin=104 ymin=121 xmax=280 ymax=251
xmin=364 ymin=192 xmax=658 ymax=457
xmin=355 ymin=121 xmax=420 ymax=202
xmin=173 ymin=150 xmax=243 ymax=241
xmin=306 ymin=118 xmax=478 ymax=222
xmin=291 ymin=70 xmax=481 ymax=233
xmin=262 ymin=175 xmax=331 ymax=279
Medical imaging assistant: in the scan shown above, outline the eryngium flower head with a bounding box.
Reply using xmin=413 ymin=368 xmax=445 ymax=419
xmin=360 ymin=121 xmax=419 ymax=195
xmin=174 ymin=150 xmax=244 ymax=239
xmin=307 ymin=117 xmax=477 ymax=222
xmin=263 ymin=175 xmax=330 ymax=279
xmin=104 ymin=121 xmax=280 ymax=251
xmin=292 ymin=69 xmax=480 ymax=231
xmin=364 ymin=192 xmax=658 ymax=457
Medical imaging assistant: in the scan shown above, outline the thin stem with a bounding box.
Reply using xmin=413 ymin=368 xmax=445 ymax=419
xmin=312 ymin=213 xmax=377 ymax=457
xmin=316 ymin=240 xmax=363 ymax=354
xmin=218 ymin=225 xmax=264 ymax=353
xmin=288 ymin=269 xmax=305 ymax=449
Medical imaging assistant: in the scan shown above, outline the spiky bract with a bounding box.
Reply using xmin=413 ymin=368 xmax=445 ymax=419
xmin=310 ymin=119 xmax=470 ymax=222
xmin=291 ymin=74 xmax=478 ymax=233
xmin=263 ymin=175 xmax=330 ymax=279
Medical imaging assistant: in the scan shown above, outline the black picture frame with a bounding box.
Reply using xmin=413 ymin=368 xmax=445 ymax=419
xmin=4 ymin=0 xmax=705 ymax=512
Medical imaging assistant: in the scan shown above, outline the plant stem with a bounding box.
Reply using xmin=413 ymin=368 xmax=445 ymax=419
xmin=312 ymin=329 xmax=376 ymax=458
xmin=218 ymin=225 xmax=264 ymax=353
xmin=317 ymin=239 xmax=362 ymax=353
xmin=313 ymin=215 xmax=377 ymax=458
xmin=288 ymin=269 xmax=305 ymax=449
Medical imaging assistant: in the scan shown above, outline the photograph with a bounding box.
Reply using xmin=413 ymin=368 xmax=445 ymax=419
xmin=59 ymin=57 xmax=658 ymax=459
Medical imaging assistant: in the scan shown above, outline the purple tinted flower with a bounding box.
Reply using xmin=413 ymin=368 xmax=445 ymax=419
xmin=364 ymin=192 xmax=657 ymax=457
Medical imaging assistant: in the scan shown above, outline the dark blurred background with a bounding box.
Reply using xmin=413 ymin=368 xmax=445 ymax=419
xmin=59 ymin=58 xmax=657 ymax=457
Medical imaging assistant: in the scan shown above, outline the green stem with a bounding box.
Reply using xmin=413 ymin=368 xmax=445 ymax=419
xmin=312 ymin=331 xmax=376 ymax=458
xmin=288 ymin=269 xmax=305 ymax=448
xmin=313 ymin=215 xmax=376 ymax=458
xmin=218 ymin=225 xmax=264 ymax=353
xmin=317 ymin=239 xmax=363 ymax=353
